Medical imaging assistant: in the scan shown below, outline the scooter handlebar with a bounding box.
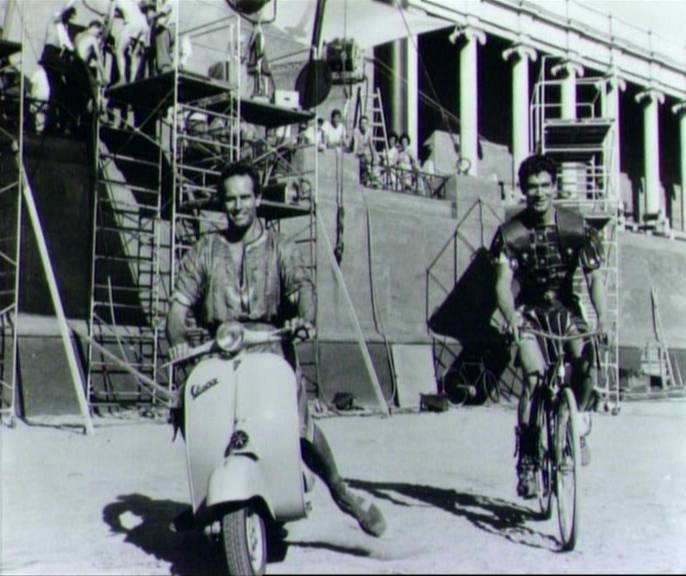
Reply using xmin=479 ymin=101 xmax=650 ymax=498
xmin=165 ymin=324 xmax=292 ymax=367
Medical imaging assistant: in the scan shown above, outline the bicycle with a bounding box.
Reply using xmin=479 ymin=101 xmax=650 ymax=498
xmin=443 ymin=344 xmax=512 ymax=406
xmin=519 ymin=327 xmax=603 ymax=551
xmin=449 ymin=359 xmax=502 ymax=405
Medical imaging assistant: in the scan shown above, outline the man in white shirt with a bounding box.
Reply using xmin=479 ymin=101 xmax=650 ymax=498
xmin=149 ymin=0 xmax=178 ymax=73
xmin=69 ymin=20 xmax=107 ymax=135
xmin=40 ymin=0 xmax=77 ymax=132
xmin=108 ymin=0 xmax=150 ymax=85
xmin=321 ymin=108 xmax=348 ymax=149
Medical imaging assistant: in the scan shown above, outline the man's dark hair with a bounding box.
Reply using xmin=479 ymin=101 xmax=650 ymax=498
xmin=217 ymin=162 xmax=261 ymax=202
xmin=89 ymin=20 xmax=103 ymax=29
xmin=399 ymin=132 xmax=411 ymax=144
xmin=330 ymin=108 xmax=342 ymax=120
xmin=518 ymin=153 xmax=558 ymax=189
xmin=62 ymin=6 xmax=77 ymax=22
xmin=387 ymin=131 xmax=398 ymax=141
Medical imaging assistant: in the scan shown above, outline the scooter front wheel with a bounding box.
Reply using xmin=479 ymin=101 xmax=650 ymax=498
xmin=222 ymin=502 xmax=267 ymax=576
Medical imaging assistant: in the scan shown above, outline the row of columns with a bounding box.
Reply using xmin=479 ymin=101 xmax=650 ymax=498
xmin=384 ymin=26 xmax=686 ymax=226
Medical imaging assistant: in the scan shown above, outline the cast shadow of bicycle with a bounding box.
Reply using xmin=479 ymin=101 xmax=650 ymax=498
xmin=102 ymin=494 xmax=225 ymax=576
xmin=349 ymin=479 xmax=562 ymax=552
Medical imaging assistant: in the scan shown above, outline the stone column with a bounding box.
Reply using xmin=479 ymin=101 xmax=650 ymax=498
xmin=601 ymin=73 xmax=626 ymax=208
xmin=389 ymin=39 xmax=405 ymax=135
xmin=552 ymin=60 xmax=584 ymax=120
xmin=405 ymin=35 xmax=419 ymax=157
xmin=502 ymin=44 xmax=537 ymax=190
xmin=551 ymin=60 xmax=584 ymax=197
xmin=453 ymin=26 xmax=486 ymax=176
xmin=672 ymin=102 xmax=686 ymax=231
xmin=636 ymin=89 xmax=665 ymax=219
xmin=379 ymin=38 xmax=418 ymax=156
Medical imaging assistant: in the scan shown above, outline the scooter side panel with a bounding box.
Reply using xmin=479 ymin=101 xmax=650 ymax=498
xmin=231 ymin=353 xmax=306 ymax=521
xmin=184 ymin=357 xmax=236 ymax=512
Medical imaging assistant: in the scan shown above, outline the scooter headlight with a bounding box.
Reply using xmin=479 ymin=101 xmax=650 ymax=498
xmin=216 ymin=321 xmax=244 ymax=353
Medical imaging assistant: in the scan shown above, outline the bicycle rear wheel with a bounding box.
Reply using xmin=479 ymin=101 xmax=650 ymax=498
xmin=480 ymin=370 xmax=501 ymax=404
xmin=555 ymin=387 xmax=581 ymax=551
xmin=533 ymin=393 xmax=553 ymax=520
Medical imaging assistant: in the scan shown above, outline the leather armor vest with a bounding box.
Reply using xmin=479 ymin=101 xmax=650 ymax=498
xmin=500 ymin=207 xmax=585 ymax=309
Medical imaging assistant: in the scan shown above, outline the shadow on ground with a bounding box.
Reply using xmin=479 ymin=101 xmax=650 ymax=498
xmin=102 ymin=493 xmax=376 ymax=574
xmin=102 ymin=494 xmax=225 ymax=576
xmin=348 ymin=479 xmax=560 ymax=551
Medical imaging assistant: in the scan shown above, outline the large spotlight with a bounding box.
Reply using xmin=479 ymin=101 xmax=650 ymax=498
xmin=225 ymin=0 xmax=270 ymax=15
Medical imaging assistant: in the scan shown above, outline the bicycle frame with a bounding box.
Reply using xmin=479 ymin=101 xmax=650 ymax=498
xmin=522 ymin=327 xmax=598 ymax=551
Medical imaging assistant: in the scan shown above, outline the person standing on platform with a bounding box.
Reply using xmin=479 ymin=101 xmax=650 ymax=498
xmin=108 ymin=0 xmax=149 ymax=86
xmin=70 ymin=20 xmax=107 ymax=135
xmin=40 ymin=0 xmax=77 ymax=133
xmin=350 ymin=115 xmax=380 ymax=187
xmin=147 ymin=0 xmax=178 ymax=74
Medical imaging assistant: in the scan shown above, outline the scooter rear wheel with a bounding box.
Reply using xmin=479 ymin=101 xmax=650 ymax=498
xmin=222 ymin=502 xmax=267 ymax=576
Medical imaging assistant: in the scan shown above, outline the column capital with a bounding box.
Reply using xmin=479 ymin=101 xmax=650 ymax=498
xmin=449 ymin=25 xmax=486 ymax=47
xmin=502 ymin=43 xmax=537 ymax=64
xmin=551 ymin=59 xmax=584 ymax=79
xmin=636 ymin=88 xmax=665 ymax=106
xmin=603 ymin=69 xmax=627 ymax=92
xmin=672 ymin=101 xmax=686 ymax=116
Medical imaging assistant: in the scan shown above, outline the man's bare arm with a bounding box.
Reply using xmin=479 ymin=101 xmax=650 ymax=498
xmin=166 ymin=299 xmax=190 ymax=347
xmin=586 ymin=268 xmax=607 ymax=334
xmin=494 ymin=260 xmax=518 ymax=327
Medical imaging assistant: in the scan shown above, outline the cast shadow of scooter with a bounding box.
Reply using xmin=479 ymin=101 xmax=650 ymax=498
xmin=348 ymin=479 xmax=560 ymax=551
xmin=102 ymin=494 xmax=225 ymax=576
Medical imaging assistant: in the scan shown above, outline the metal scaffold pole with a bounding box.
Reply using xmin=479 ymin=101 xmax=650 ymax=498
xmin=18 ymin=154 xmax=95 ymax=435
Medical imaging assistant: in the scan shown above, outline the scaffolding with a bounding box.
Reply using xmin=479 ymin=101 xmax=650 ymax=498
xmin=531 ymin=56 xmax=621 ymax=413
xmin=0 ymin=33 xmax=23 ymax=426
xmin=426 ymin=199 xmax=520 ymax=404
xmin=86 ymin=6 xmax=321 ymax=407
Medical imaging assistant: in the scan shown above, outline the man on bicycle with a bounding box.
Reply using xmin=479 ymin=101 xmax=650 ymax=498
xmin=166 ymin=162 xmax=386 ymax=536
xmin=490 ymin=153 xmax=607 ymax=499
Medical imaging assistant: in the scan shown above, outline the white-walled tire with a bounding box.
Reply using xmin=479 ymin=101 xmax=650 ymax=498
xmin=222 ymin=503 xmax=267 ymax=576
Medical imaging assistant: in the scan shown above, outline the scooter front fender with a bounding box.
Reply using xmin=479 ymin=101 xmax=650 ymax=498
xmin=207 ymin=453 xmax=306 ymax=522
xmin=207 ymin=455 xmax=272 ymax=515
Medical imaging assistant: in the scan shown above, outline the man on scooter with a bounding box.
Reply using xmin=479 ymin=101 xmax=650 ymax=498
xmin=166 ymin=161 xmax=386 ymax=538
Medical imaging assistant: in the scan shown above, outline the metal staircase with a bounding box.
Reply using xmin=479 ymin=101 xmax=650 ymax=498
xmin=531 ymin=57 xmax=621 ymax=413
xmin=88 ymin=115 xmax=169 ymax=407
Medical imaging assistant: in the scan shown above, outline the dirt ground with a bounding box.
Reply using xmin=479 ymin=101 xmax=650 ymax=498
xmin=2 ymin=399 xmax=685 ymax=575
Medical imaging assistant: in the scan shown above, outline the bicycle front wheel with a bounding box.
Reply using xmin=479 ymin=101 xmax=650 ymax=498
xmin=533 ymin=392 xmax=553 ymax=520
xmin=555 ymin=387 xmax=581 ymax=551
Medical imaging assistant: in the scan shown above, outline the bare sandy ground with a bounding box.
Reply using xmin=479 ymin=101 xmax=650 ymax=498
xmin=2 ymin=399 xmax=685 ymax=574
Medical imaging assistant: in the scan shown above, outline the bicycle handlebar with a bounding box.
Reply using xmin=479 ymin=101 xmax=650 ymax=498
xmin=518 ymin=327 xmax=604 ymax=343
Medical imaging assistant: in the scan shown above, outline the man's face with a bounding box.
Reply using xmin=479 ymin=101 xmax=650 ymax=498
xmin=523 ymin=170 xmax=555 ymax=217
xmin=332 ymin=113 xmax=341 ymax=127
xmin=359 ymin=117 xmax=369 ymax=132
xmin=222 ymin=174 xmax=259 ymax=231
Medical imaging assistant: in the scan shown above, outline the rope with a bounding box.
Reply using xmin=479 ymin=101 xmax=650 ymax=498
xmin=333 ymin=149 xmax=344 ymax=264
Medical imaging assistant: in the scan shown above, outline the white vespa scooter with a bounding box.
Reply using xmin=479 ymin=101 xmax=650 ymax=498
xmin=169 ymin=321 xmax=311 ymax=575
